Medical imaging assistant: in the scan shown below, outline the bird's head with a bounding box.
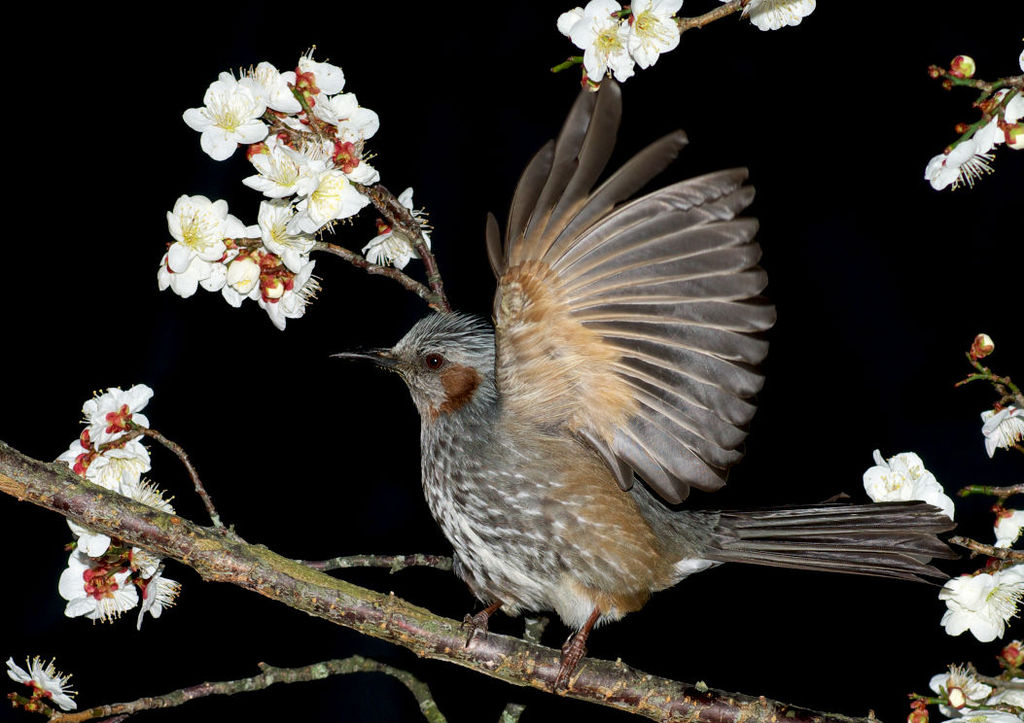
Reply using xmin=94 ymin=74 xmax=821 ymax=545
xmin=335 ymin=312 xmax=497 ymax=421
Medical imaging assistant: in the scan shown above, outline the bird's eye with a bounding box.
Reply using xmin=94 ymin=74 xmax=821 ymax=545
xmin=424 ymin=353 xmax=445 ymax=370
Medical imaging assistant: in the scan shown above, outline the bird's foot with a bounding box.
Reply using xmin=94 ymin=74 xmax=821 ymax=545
xmin=554 ymin=631 xmax=588 ymax=690
xmin=554 ymin=607 xmax=601 ymax=690
xmin=461 ymin=601 xmax=501 ymax=647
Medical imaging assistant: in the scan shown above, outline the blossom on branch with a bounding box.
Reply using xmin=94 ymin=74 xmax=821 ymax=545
xmin=862 ymin=450 xmax=955 ymax=520
xmin=246 ymin=61 xmax=301 ymax=114
xmin=981 ymin=406 xmax=1024 ymax=457
xmin=136 ymin=568 xmax=182 ymax=630
xmin=257 ymin=259 xmax=319 ymax=330
xmin=82 ymin=384 xmax=153 ymax=446
xmin=258 ymin=200 xmax=315 ymax=273
xmin=929 ymin=664 xmax=992 ymax=716
xmin=939 ymin=565 xmax=1024 ymax=642
xmin=165 ymin=195 xmax=245 ymax=277
xmin=183 ymin=72 xmax=267 ymax=161
xmin=58 ymin=550 xmax=139 ymax=622
xmin=995 ymin=508 xmax=1024 ymax=548
xmin=740 ymin=0 xmax=816 ymax=31
xmin=558 ymin=0 xmax=635 ymax=82
xmin=627 ymin=0 xmax=681 ymax=69
xmin=6 ymin=656 xmax=77 ymax=711
xmin=362 ymin=187 xmax=431 ymax=269
xmin=243 ymin=137 xmax=313 ymax=199
xmin=289 ymin=166 xmax=369 ymax=234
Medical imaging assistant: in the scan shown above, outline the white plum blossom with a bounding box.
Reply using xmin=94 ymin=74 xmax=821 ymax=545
xmin=165 ymin=195 xmax=244 ymax=275
xmin=863 ymin=450 xmax=955 ymax=520
xmin=940 ymin=565 xmax=1024 ymax=642
xmin=83 ymin=442 xmax=152 ymax=489
xmin=995 ymin=509 xmax=1024 ymax=548
xmin=6 ymin=657 xmax=77 ymax=711
xmin=740 ymin=0 xmax=816 ymax=31
xmin=925 ymin=136 xmax=995 ymax=190
xmin=57 ymin=433 xmax=151 ymax=491
xmin=136 ymin=568 xmax=181 ymax=630
xmin=243 ymin=137 xmax=312 ymax=199
xmin=627 ymin=0 xmax=682 ymax=69
xmin=297 ymin=53 xmax=345 ymax=96
xmin=82 ymin=384 xmax=152 ymax=446
xmin=58 ymin=550 xmax=139 ymax=622
xmin=314 ymin=92 xmax=380 ymax=143
xmin=981 ymin=406 xmax=1024 ymax=457
xmin=362 ymin=188 xmax=431 ymax=270
xmin=183 ymin=72 xmax=267 ymax=161
xmin=929 ymin=664 xmax=993 ymax=716
xmin=246 ymin=61 xmax=301 ymax=114
xmin=158 ymin=251 xmax=227 ymax=299
xmin=559 ymin=0 xmax=635 ymax=82
xmin=289 ymin=167 xmax=369 ymax=234
xmin=258 ymin=201 xmax=315 ymax=273
xmin=258 ymin=260 xmax=318 ymax=330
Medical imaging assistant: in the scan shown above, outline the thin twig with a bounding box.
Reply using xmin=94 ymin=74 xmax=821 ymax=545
xmin=314 ymin=240 xmax=441 ymax=308
xmin=958 ymin=483 xmax=1024 ymax=500
xmin=678 ymin=0 xmax=748 ymax=32
xmin=133 ymin=424 xmax=222 ymax=528
xmin=298 ymin=553 xmax=453 ymax=573
xmin=949 ymin=535 xmax=1024 ymax=563
xmin=47 ymin=657 xmax=445 ymax=723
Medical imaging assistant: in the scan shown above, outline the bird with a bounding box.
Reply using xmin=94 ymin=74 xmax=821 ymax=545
xmin=337 ymin=81 xmax=956 ymax=689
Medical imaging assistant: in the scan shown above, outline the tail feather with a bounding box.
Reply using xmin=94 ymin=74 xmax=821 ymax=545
xmin=706 ymin=501 xmax=957 ymax=583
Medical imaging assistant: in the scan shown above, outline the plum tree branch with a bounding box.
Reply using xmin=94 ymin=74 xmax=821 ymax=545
xmin=0 ymin=438 xmax=875 ymax=723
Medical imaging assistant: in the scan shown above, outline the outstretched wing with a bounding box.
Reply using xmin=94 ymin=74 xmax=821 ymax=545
xmin=490 ymin=82 xmax=774 ymax=504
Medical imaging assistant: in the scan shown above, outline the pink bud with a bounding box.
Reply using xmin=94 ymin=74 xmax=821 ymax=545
xmin=970 ymin=333 xmax=995 ymax=360
xmin=950 ymin=55 xmax=976 ymax=78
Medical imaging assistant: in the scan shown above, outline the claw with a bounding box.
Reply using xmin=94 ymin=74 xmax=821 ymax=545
xmin=461 ymin=601 xmax=502 ymax=647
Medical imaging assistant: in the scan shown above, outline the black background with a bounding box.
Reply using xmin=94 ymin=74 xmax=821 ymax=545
xmin=4 ymin=3 xmax=1022 ymax=722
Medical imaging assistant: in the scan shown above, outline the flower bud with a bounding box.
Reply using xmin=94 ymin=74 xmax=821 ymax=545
xmin=261 ymin=274 xmax=285 ymax=300
xmin=1002 ymin=640 xmax=1024 ymax=668
xmin=226 ymin=255 xmax=260 ymax=293
xmin=970 ymin=333 xmax=995 ymax=360
xmin=950 ymin=55 xmax=976 ymax=78
xmin=907 ymin=700 xmax=929 ymax=723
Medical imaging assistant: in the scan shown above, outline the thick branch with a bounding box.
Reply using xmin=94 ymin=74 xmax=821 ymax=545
xmin=0 ymin=439 xmax=875 ymax=723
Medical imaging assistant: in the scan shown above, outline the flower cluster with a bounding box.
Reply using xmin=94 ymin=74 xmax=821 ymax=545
xmin=56 ymin=385 xmax=180 ymax=629
xmin=162 ymin=51 xmax=423 ymax=330
xmin=557 ymin=0 xmax=815 ymax=83
xmin=862 ymin=450 xmax=956 ymax=519
xmin=6 ymin=656 xmax=77 ymax=712
xmin=925 ymin=51 xmax=1024 ymax=191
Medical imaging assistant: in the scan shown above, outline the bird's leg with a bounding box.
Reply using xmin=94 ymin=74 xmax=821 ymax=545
xmin=554 ymin=606 xmax=601 ymax=690
xmin=461 ymin=600 xmax=502 ymax=646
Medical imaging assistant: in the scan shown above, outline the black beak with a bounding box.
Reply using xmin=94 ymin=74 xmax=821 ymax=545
xmin=331 ymin=349 xmax=402 ymax=371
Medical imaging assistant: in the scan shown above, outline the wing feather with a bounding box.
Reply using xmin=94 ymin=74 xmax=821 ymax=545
xmin=492 ymin=81 xmax=773 ymax=503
